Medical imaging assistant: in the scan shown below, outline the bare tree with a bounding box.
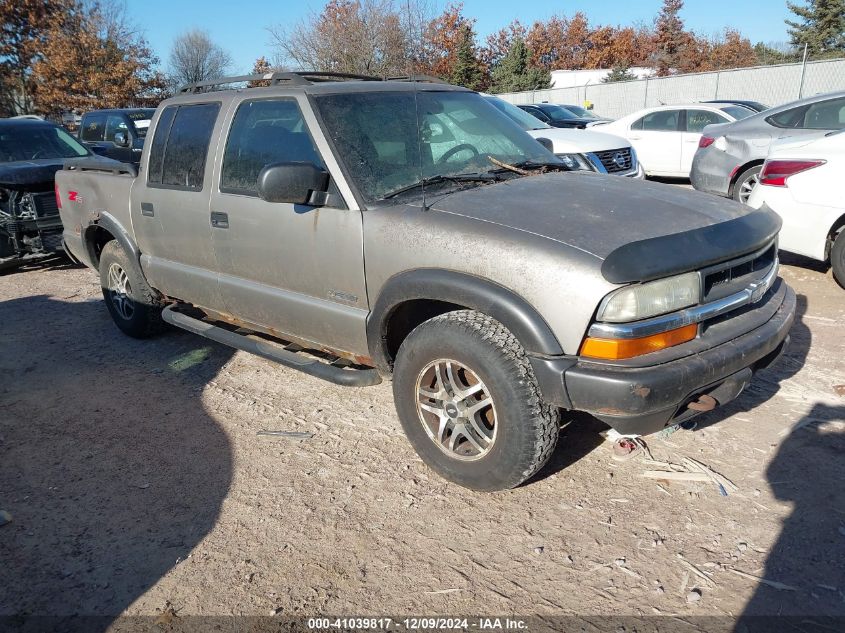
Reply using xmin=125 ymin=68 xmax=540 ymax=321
xmin=168 ymin=29 xmax=232 ymax=89
xmin=268 ymin=0 xmax=430 ymax=77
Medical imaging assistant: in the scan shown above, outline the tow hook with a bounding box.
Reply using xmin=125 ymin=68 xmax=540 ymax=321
xmin=687 ymin=394 xmax=718 ymax=412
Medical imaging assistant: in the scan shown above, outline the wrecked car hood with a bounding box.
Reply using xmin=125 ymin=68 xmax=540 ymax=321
xmin=429 ymin=172 xmax=766 ymax=261
xmin=0 ymin=157 xmax=97 ymax=191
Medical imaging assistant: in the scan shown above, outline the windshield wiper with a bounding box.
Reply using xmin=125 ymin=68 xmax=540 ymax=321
xmin=488 ymin=157 xmax=570 ymax=175
xmin=380 ymin=173 xmax=499 ymax=200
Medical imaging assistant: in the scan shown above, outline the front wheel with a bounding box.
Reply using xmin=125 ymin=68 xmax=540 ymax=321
xmin=732 ymin=165 xmax=762 ymax=205
xmin=831 ymin=230 xmax=845 ymax=289
xmin=392 ymin=310 xmax=559 ymax=491
xmin=99 ymin=240 xmax=164 ymax=338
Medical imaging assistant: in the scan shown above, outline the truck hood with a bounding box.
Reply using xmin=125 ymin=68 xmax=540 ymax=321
xmin=429 ymin=172 xmax=780 ymax=281
xmin=0 ymin=157 xmax=98 ymax=191
xmin=526 ymin=128 xmax=631 ymax=153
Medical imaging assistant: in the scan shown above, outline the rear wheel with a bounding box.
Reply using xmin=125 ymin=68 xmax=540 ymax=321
xmin=831 ymin=230 xmax=845 ymax=289
xmin=732 ymin=165 xmax=762 ymax=205
xmin=392 ymin=310 xmax=559 ymax=491
xmin=99 ymin=240 xmax=164 ymax=338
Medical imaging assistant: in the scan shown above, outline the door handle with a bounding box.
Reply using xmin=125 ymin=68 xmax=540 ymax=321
xmin=140 ymin=202 xmax=154 ymax=217
xmin=629 ymin=135 xmax=642 ymax=140
xmin=210 ymin=211 xmax=229 ymax=229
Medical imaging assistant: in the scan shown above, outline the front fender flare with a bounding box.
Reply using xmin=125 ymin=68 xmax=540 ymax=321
xmin=366 ymin=269 xmax=563 ymax=373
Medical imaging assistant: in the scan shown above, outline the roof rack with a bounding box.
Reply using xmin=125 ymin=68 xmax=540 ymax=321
xmin=386 ymin=74 xmax=448 ymax=84
xmin=178 ymin=71 xmax=382 ymax=94
xmin=178 ymin=71 xmax=450 ymax=94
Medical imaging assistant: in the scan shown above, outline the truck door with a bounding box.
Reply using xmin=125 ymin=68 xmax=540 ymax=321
xmin=208 ymin=96 xmax=369 ymax=357
xmin=131 ymin=101 xmax=225 ymax=311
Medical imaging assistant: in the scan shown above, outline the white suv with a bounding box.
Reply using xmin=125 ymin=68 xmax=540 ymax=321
xmin=484 ymin=95 xmax=644 ymax=178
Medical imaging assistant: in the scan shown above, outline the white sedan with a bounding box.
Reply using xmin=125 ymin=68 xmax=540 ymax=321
xmin=600 ymin=103 xmax=755 ymax=177
xmin=748 ymin=130 xmax=845 ymax=287
xmin=484 ymin=95 xmax=644 ymax=178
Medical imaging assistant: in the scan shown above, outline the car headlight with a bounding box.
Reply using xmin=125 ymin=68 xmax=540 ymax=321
xmin=597 ymin=272 xmax=701 ymax=322
xmin=555 ymin=153 xmax=594 ymax=171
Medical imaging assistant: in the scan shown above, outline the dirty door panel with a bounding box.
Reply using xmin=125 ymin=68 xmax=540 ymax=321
xmin=209 ymin=97 xmax=368 ymax=356
xmin=132 ymin=102 xmax=224 ymax=310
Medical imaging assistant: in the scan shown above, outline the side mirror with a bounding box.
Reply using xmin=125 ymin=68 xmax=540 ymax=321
xmin=113 ymin=131 xmax=130 ymax=147
xmin=257 ymin=162 xmax=330 ymax=205
xmin=535 ymin=137 xmax=554 ymax=152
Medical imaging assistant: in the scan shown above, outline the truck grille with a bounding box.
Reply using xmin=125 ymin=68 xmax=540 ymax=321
xmin=593 ymin=147 xmax=633 ymax=173
xmin=702 ymin=243 xmax=777 ymax=303
xmin=31 ymin=192 xmax=59 ymax=219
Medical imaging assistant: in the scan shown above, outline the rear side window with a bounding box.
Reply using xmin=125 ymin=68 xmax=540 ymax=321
xmin=685 ymin=109 xmax=727 ymax=133
xmin=81 ymin=113 xmax=106 ymax=141
xmin=633 ymin=110 xmax=680 ymax=131
xmin=220 ymin=99 xmax=324 ymax=195
xmin=768 ymin=97 xmax=845 ymax=130
xmin=147 ymin=102 xmax=220 ymax=190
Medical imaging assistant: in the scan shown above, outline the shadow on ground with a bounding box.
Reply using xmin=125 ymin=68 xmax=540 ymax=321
xmin=0 ymin=295 xmax=234 ymax=630
xmin=737 ymin=404 xmax=845 ymax=629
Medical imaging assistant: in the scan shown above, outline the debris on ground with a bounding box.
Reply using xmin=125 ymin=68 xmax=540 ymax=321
xmin=0 ymin=510 xmax=11 ymax=527
xmin=640 ymin=456 xmax=737 ymax=496
xmin=833 ymin=384 xmax=845 ymax=397
xmin=257 ymin=431 xmax=314 ymax=439
xmin=686 ymin=588 xmax=702 ymax=603
xmin=727 ymin=568 xmax=797 ymax=591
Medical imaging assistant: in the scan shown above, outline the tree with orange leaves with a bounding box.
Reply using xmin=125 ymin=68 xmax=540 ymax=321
xmin=30 ymin=1 xmax=165 ymax=115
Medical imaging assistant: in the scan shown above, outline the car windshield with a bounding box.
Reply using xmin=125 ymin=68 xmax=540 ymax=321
xmin=563 ymin=105 xmax=600 ymax=119
xmin=316 ymin=90 xmax=560 ymax=201
xmin=541 ymin=105 xmax=579 ymax=122
xmin=720 ymin=105 xmax=755 ymax=121
xmin=0 ymin=125 xmax=89 ymax=162
xmin=484 ymin=96 xmax=551 ymax=131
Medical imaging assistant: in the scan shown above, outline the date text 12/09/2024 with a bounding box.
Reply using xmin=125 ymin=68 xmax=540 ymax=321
xmin=307 ymin=618 xmax=528 ymax=630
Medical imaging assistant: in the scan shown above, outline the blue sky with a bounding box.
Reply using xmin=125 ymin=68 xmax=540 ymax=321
xmin=130 ymin=0 xmax=797 ymax=74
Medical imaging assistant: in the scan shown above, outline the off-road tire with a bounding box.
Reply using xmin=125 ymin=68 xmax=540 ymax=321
xmin=831 ymin=229 xmax=845 ymax=289
xmin=99 ymin=240 xmax=164 ymax=338
xmin=392 ymin=310 xmax=559 ymax=491
xmin=732 ymin=165 xmax=762 ymax=204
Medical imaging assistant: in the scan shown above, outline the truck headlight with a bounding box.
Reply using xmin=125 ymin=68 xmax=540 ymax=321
xmin=555 ymin=153 xmax=594 ymax=171
xmin=597 ymin=272 xmax=700 ymax=323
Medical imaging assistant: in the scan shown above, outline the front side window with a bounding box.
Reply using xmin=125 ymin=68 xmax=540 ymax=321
xmin=105 ymin=115 xmax=129 ymax=143
xmin=685 ymin=109 xmax=727 ymax=133
xmin=634 ymin=110 xmax=680 ymax=132
xmin=221 ymin=99 xmax=324 ymax=196
xmin=316 ymin=90 xmax=558 ymax=202
xmin=147 ymin=102 xmax=220 ymax=190
xmin=81 ymin=113 xmax=106 ymax=142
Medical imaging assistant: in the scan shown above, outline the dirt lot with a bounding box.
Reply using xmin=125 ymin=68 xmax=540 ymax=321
xmin=1 ymin=251 xmax=844 ymax=628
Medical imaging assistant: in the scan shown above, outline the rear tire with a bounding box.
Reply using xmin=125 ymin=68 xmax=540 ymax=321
xmin=831 ymin=230 xmax=845 ymax=289
xmin=732 ymin=165 xmax=762 ymax=205
xmin=392 ymin=310 xmax=559 ymax=491
xmin=99 ymin=240 xmax=164 ymax=338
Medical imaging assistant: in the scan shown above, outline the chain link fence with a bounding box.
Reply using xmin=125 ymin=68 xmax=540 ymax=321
xmin=497 ymin=58 xmax=845 ymax=119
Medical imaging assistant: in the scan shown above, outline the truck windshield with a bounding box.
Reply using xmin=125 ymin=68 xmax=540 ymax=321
xmin=0 ymin=125 xmax=89 ymax=162
xmin=540 ymin=105 xmax=580 ymax=122
xmin=316 ymin=90 xmax=560 ymax=201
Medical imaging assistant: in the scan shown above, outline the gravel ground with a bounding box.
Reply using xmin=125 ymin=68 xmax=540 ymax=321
xmin=1 ymin=251 xmax=844 ymax=628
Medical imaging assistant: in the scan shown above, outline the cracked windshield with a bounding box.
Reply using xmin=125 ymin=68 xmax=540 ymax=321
xmin=316 ymin=90 xmax=562 ymax=201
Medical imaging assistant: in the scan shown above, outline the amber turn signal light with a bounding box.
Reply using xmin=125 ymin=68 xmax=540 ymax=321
xmin=580 ymin=324 xmax=698 ymax=360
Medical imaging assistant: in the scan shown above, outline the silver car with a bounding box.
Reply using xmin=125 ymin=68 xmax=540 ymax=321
xmin=691 ymin=90 xmax=845 ymax=203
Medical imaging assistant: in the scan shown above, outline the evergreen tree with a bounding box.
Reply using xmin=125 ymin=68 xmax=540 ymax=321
xmin=654 ymin=0 xmax=685 ymax=76
xmin=449 ymin=24 xmax=484 ymax=90
xmin=489 ymin=38 xmax=550 ymax=93
xmin=786 ymin=0 xmax=845 ymax=55
xmin=602 ymin=66 xmax=638 ymax=82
